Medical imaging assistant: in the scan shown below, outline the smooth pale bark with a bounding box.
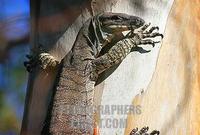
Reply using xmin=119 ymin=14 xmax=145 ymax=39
xmin=94 ymin=1 xmax=174 ymax=135
xmin=21 ymin=0 xmax=174 ymax=134
xmin=125 ymin=0 xmax=200 ymax=135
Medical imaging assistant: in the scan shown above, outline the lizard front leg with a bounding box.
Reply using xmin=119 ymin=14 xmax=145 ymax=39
xmin=92 ymin=24 xmax=163 ymax=74
xmin=37 ymin=53 xmax=59 ymax=69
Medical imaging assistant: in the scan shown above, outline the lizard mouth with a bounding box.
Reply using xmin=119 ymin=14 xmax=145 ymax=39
xmin=104 ymin=24 xmax=130 ymax=33
xmin=108 ymin=24 xmax=128 ymax=28
xmin=104 ymin=23 xmax=141 ymax=33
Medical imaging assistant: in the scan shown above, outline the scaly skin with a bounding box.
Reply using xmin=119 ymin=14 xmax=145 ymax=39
xmin=24 ymin=12 xmax=163 ymax=135
xmin=48 ymin=21 xmax=99 ymax=134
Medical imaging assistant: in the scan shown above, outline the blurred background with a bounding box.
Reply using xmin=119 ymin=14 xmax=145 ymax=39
xmin=0 ymin=0 xmax=29 ymax=134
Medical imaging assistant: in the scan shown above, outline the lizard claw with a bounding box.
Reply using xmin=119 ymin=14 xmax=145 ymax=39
xmin=141 ymin=32 xmax=163 ymax=39
xmin=130 ymin=127 xmax=138 ymax=135
xmin=130 ymin=127 xmax=160 ymax=135
xmin=133 ymin=23 xmax=151 ymax=34
xmin=26 ymin=54 xmax=32 ymax=59
xmin=150 ymin=130 xmax=160 ymax=135
xmin=24 ymin=51 xmax=59 ymax=72
xmin=141 ymin=23 xmax=151 ymax=31
xmin=24 ymin=53 xmax=38 ymax=72
xmin=135 ymin=23 xmax=163 ymax=39
xmin=126 ymin=23 xmax=163 ymax=42
xmin=24 ymin=61 xmax=31 ymax=72
xmin=38 ymin=53 xmax=59 ymax=69
xmin=133 ymin=39 xmax=160 ymax=47
xmin=130 ymin=23 xmax=163 ymax=49
xmin=143 ymin=26 xmax=159 ymax=34
xmin=139 ymin=126 xmax=149 ymax=134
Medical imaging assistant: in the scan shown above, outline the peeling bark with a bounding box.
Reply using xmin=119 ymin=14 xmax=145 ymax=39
xmin=125 ymin=0 xmax=200 ymax=135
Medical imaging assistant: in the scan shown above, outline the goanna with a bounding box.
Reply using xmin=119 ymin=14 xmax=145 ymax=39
xmin=24 ymin=12 xmax=163 ymax=135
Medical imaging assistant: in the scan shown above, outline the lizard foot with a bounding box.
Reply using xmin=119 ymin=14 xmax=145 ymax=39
xmin=137 ymin=23 xmax=163 ymax=39
xmin=130 ymin=126 xmax=160 ymax=135
xmin=38 ymin=53 xmax=59 ymax=69
xmin=24 ymin=45 xmax=59 ymax=72
xmin=128 ymin=23 xmax=163 ymax=47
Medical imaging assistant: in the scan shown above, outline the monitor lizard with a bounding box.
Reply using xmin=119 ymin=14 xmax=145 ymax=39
xmin=24 ymin=12 xmax=163 ymax=135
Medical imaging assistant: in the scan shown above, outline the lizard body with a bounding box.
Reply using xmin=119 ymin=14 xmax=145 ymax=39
xmin=24 ymin=12 xmax=163 ymax=135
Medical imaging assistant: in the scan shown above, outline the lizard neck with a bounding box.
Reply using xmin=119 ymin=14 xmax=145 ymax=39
xmin=71 ymin=17 xmax=106 ymax=58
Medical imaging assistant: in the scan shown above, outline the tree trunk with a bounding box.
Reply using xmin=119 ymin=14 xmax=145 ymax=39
xmin=21 ymin=0 xmax=200 ymax=135
xmin=125 ymin=0 xmax=200 ymax=134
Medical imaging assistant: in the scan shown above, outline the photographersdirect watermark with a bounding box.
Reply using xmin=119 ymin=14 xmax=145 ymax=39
xmin=97 ymin=105 xmax=142 ymax=115
xmin=97 ymin=104 xmax=142 ymax=128
xmin=62 ymin=104 xmax=142 ymax=115
xmin=61 ymin=104 xmax=142 ymax=129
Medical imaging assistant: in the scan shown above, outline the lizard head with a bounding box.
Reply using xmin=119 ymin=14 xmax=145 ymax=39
xmin=89 ymin=12 xmax=145 ymax=56
xmin=96 ymin=12 xmax=145 ymax=34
